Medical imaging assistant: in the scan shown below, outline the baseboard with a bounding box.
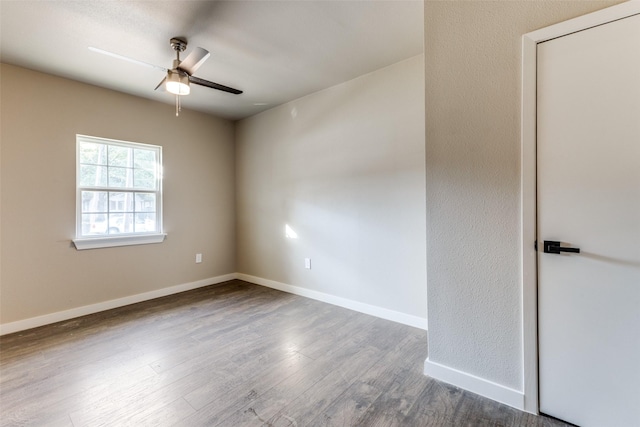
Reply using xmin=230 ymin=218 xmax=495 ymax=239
xmin=1 ymin=272 xmax=427 ymax=335
xmin=424 ymin=358 xmax=525 ymax=411
xmin=236 ymin=273 xmax=428 ymax=330
xmin=0 ymin=273 xmax=236 ymax=336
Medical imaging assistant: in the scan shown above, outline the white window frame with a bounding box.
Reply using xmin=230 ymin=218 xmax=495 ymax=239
xmin=73 ymin=135 xmax=165 ymax=250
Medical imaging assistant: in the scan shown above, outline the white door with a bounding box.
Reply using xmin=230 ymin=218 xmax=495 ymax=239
xmin=537 ymin=12 xmax=640 ymax=427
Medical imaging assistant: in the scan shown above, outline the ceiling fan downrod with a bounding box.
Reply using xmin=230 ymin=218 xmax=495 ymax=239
xmin=170 ymin=37 xmax=187 ymax=62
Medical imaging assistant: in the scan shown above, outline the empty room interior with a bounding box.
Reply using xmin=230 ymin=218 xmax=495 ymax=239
xmin=1 ymin=1 xmax=637 ymax=426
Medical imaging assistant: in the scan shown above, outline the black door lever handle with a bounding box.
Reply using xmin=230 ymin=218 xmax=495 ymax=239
xmin=543 ymin=240 xmax=580 ymax=254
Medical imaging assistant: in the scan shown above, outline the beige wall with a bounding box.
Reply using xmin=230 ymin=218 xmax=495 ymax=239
xmin=236 ymin=55 xmax=427 ymax=320
xmin=424 ymin=0 xmax=624 ymax=391
xmin=0 ymin=64 xmax=236 ymax=324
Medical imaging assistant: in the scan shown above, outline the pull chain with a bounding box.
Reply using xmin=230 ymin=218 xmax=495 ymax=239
xmin=175 ymin=94 xmax=182 ymax=117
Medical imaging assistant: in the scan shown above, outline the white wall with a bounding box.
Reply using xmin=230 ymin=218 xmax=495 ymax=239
xmin=423 ymin=0 xmax=623 ymax=407
xmin=235 ymin=55 xmax=427 ymax=325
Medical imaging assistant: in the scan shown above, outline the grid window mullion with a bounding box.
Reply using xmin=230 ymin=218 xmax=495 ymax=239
xmin=77 ymin=135 xmax=162 ymax=238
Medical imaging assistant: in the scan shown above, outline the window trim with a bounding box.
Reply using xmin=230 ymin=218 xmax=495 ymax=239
xmin=73 ymin=134 xmax=165 ymax=250
xmin=73 ymin=233 xmax=166 ymax=250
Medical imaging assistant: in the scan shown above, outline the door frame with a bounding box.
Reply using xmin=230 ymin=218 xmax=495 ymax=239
xmin=520 ymin=1 xmax=640 ymax=415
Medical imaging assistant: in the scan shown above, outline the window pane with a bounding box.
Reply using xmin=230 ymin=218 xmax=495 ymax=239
xmin=134 ymin=149 xmax=156 ymax=170
xmin=76 ymin=136 xmax=162 ymax=242
xmin=82 ymin=213 xmax=108 ymax=235
xmin=108 ymin=145 xmax=132 ymax=167
xmin=79 ymin=165 xmax=108 ymax=187
xmin=108 ymin=213 xmax=134 ymax=234
xmin=108 ymin=167 xmax=133 ymax=188
xmin=79 ymin=142 xmax=107 ymax=165
xmin=135 ymin=213 xmax=156 ymax=232
xmin=81 ymin=191 xmax=107 ymax=213
xmin=135 ymin=193 xmax=156 ymax=212
xmin=134 ymin=169 xmax=156 ymax=189
xmin=109 ymin=192 xmax=133 ymax=212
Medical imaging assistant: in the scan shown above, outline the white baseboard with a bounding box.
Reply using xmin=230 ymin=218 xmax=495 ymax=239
xmin=0 ymin=273 xmax=236 ymax=336
xmin=424 ymin=358 xmax=525 ymax=411
xmin=236 ymin=273 xmax=428 ymax=330
xmin=1 ymin=272 xmax=428 ymax=335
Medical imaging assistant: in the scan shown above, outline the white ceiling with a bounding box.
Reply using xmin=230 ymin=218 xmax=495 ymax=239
xmin=0 ymin=0 xmax=423 ymax=120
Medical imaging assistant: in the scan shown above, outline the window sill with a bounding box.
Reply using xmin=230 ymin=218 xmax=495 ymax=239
xmin=73 ymin=233 xmax=166 ymax=250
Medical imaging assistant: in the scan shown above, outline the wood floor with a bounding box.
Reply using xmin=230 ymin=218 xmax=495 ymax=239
xmin=0 ymin=280 xmax=568 ymax=426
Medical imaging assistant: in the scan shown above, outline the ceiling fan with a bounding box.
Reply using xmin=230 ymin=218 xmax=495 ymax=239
xmin=89 ymin=37 xmax=242 ymax=115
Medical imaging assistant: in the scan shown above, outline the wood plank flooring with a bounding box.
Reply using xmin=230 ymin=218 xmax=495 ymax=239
xmin=0 ymin=280 xmax=568 ymax=426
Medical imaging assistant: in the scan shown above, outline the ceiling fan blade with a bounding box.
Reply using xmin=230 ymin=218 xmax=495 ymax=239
xmin=178 ymin=47 xmax=210 ymax=75
xmin=154 ymin=76 xmax=167 ymax=91
xmin=88 ymin=47 xmax=167 ymax=73
xmin=189 ymin=76 xmax=243 ymax=95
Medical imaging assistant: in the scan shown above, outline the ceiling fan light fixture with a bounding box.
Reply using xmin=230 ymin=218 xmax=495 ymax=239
xmin=166 ymin=71 xmax=190 ymax=95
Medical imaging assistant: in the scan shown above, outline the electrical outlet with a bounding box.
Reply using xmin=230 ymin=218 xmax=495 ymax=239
xmin=196 ymin=253 xmax=202 ymax=263
xmin=305 ymin=258 xmax=311 ymax=269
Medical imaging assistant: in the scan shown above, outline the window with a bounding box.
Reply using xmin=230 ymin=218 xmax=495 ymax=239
xmin=73 ymin=135 xmax=165 ymax=250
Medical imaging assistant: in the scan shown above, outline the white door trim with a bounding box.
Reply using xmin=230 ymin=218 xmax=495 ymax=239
xmin=520 ymin=0 xmax=640 ymax=414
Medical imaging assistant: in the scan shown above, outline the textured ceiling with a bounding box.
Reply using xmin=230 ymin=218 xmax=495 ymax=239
xmin=0 ymin=0 xmax=424 ymax=120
